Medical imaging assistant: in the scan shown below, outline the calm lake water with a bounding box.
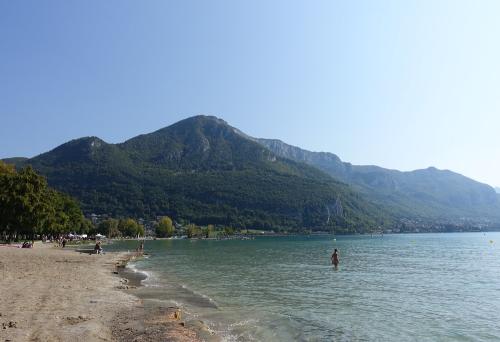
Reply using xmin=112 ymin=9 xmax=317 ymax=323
xmin=109 ymin=233 xmax=500 ymax=341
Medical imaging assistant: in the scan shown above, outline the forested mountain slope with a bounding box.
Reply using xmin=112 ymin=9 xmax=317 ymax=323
xmin=257 ymin=138 xmax=500 ymax=220
xmin=7 ymin=116 xmax=388 ymax=232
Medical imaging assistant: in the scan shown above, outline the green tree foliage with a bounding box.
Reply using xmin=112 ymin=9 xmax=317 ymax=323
xmin=0 ymin=161 xmax=15 ymax=175
xmin=186 ymin=224 xmax=202 ymax=238
xmin=80 ymin=218 xmax=95 ymax=234
xmin=204 ymin=224 xmax=214 ymax=238
xmin=155 ymin=216 xmax=174 ymax=237
xmin=223 ymin=226 xmax=235 ymax=236
xmin=47 ymin=190 xmax=88 ymax=235
xmin=137 ymin=224 xmax=145 ymax=237
xmin=97 ymin=218 xmax=120 ymax=238
xmin=0 ymin=161 xmax=87 ymax=239
xmin=118 ymin=218 xmax=144 ymax=238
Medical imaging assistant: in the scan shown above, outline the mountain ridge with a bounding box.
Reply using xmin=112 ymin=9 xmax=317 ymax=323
xmin=3 ymin=115 xmax=499 ymax=229
xmin=4 ymin=116 xmax=389 ymax=232
xmin=256 ymin=138 xmax=500 ymax=220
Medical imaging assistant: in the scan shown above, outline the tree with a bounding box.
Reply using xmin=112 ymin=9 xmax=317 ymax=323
xmin=204 ymin=224 xmax=214 ymax=238
xmin=0 ymin=161 xmax=15 ymax=175
xmin=0 ymin=162 xmax=17 ymax=237
xmin=1 ymin=165 xmax=54 ymax=239
xmin=156 ymin=216 xmax=174 ymax=237
xmin=80 ymin=219 xmax=95 ymax=235
xmin=118 ymin=218 xmax=144 ymax=238
xmin=186 ymin=224 xmax=201 ymax=238
xmin=0 ymin=162 xmax=87 ymax=240
xmin=224 ymin=226 xmax=235 ymax=236
xmin=136 ymin=224 xmax=145 ymax=237
xmin=48 ymin=191 xmax=86 ymax=235
xmin=98 ymin=219 xmax=120 ymax=238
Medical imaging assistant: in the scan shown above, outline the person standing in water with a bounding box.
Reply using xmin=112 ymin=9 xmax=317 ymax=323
xmin=331 ymin=249 xmax=339 ymax=267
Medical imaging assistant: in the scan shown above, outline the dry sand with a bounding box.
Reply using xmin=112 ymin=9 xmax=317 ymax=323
xmin=0 ymin=243 xmax=202 ymax=342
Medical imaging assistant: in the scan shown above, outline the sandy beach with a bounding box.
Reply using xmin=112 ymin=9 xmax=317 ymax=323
xmin=0 ymin=243 xmax=202 ymax=342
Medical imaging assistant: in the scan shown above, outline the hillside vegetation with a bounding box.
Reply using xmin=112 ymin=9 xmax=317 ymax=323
xmin=257 ymin=138 xmax=500 ymax=221
xmin=8 ymin=116 xmax=390 ymax=233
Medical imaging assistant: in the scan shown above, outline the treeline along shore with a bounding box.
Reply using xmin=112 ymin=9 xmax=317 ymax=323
xmin=2 ymin=159 xmax=498 ymax=251
xmin=0 ymin=161 xmax=92 ymax=242
xmin=1 ymin=160 xmax=244 ymax=242
xmin=0 ymin=161 xmax=147 ymax=242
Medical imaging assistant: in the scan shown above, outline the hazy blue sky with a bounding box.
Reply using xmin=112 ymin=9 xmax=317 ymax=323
xmin=1 ymin=1 xmax=499 ymax=186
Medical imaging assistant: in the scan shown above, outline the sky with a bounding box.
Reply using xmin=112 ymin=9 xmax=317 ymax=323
xmin=1 ymin=0 xmax=500 ymax=186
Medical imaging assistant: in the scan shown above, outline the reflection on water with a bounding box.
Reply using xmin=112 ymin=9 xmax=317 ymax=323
xmin=108 ymin=233 xmax=500 ymax=341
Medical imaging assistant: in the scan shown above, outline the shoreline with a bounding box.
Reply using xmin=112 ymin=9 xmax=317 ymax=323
xmin=114 ymin=252 xmax=219 ymax=342
xmin=0 ymin=243 xmax=204 ymax=342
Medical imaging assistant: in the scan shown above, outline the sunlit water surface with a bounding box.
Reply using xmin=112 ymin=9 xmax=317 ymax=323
xmin=108 ymin=233 xmax=500 ymax=341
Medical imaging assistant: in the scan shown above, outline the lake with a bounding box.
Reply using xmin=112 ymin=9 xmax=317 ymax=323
xmin=108 ymin=233 xmax=500 ymax=341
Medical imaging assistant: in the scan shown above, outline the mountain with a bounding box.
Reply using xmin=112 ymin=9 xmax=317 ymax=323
xmin=5 ymin=116 xmax=388 ymax=232
xmin=2 ymin=157 xmax=28 ymax=164
xmin=257 ymin=139 xmax=500 ymax=221
xmin=496 ymin=187 xmax=500 ymax=194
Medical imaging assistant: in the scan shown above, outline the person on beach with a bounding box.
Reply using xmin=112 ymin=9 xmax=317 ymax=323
xmin=62 ymin=239 xmax=66 ymax=248
xmin=94 ymin=241 xmax=102 ymax=254
xmin=331 ymin=249 xmax=339 ymax=267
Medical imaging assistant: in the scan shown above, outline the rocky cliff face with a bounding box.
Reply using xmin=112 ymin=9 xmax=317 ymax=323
xmin=326 ymin=198 xmax=344 ymax=224
xmin=257 ymin=139 xmax=349 ymax=181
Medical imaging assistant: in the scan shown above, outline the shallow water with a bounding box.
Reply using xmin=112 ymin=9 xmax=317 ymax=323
xmin=108 ymin=233 xmax=500 ymax=341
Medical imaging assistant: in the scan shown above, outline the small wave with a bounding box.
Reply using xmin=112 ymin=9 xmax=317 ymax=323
xmin=202 ymin=323 xmax=217 ymax=336
xmin=180 ymin=284 xmax=218 ymax=308
xmin=127 ymin=262 xmax=150 ymax=278
xmin=229 ymin=318 xmax=259 ymax=328
xmin=217 ymin=319 xmax=260 ymax=342
xmin=142 ymin=298 xmax=195 ymax=316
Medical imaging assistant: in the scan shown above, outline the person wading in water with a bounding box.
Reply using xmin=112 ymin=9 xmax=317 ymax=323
xmin=331 ymin=249 xmax=339 ymax=268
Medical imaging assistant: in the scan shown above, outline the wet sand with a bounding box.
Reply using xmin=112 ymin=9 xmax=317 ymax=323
xmin=0 ymin=243 xmax=202 ymax=342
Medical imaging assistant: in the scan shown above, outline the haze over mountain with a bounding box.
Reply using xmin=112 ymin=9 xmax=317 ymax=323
xmin=257 ymin=138 xmax=500 ymax=221
xmin=5 ymin=116 xmax=387 ymax=233
xmin=4 ymin=115 xmax=499 ymax=232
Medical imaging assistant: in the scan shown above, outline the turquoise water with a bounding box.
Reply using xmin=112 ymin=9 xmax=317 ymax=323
xmin=109 ymin=233 xmax=500 ymax=341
